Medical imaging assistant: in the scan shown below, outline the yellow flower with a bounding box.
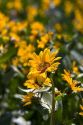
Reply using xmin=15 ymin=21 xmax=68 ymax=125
xmin=22 ymin=93 xmax=34 ymax=106
xmin=8 ymin=21 xmax=28 ymax=33
xmin=62 ymin=70 xmax=83 ymax=92
xmin=54 ymin=23 xmax=62 ymax=33
xmin=38 ymin=32 xmax=53 ymax=49
xmin=54 ymin=42 xmax=61 ymax=49
xmin=29 ymin=35 xmax=36 ymax=42
xmin=79 ymin=105 xmax=83 ymax=116
xmin=7 ymin=0 xmax=22 ymax=11
xmin=31 ymin=21 xmax=45 ymax=36
xmin=73 ymin=9 xmax=83 ymax=33
xmin=29 ymin=48 xmax=61 ymax=73
xmin=64 ymin=1 xmax=73 ymax=15
xmin=14 ymin=0 xmax=22 ymax=11
xmin=72 ymin=61 xmax=79 ymax=75
xmin=24 ymin=72 xmax=51 ymax=89
xmin=41 ymin=0 xmax=50 ymax=11
xmin=53 ymin=0 xmax=61 ymax=7
xmin=17 ymin=42 xmax=35 ymax=66
xmin=9 ymin=32 xmax=20 ymax=42
xmin=38 ymin=34 xmax=49 ymax=48
xmin=27 ymin=6 xmax=38 ymax=22
xmin=1 ymin=28 xmax=9 ymax=42
xmin=12 ymin=57 xmax=19 ymax=66
xmin=0 ymin=12 xmax=9 ymax=31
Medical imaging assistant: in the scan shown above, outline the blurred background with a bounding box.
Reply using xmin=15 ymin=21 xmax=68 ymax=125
xmin=0 ymin=0 xmax=83 ymax=125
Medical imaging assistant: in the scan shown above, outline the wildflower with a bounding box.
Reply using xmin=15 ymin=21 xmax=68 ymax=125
xmin=79 ymin=105 xmax=83 ymax=116
xmin=64 ymin=1 xmax=73 ymax=15
xmin=29 ymin=48 xmax=61 ymax=73
xmin=7 ymin=0 xmax=22 ymax=11
xmin=72 ymin=61 xmax=79 ymax=75
xmin=0 ymin=12 xmax=9 ymax=32
xmin=22 ymin=93 xmax=34 ymax=106
xmin=73 ymin=9 xmax=83 ymax=33
xmin=24 ymin=72 xmax=51 ymax=89
xmin=62 ymin=70 xmax=83 ymax=92
xmin=31 ymin=21 xmax=45 ymax=36
xmin=27 ymin=6 xmax=38 ymax=22
xmin=18 ymin=44 xmax=35 ymax=66
xmin=41 ymin=0 xmax=50 ymax=11
xmin=29 ymin=35 xmax=36 ymax=42
xmin=38 ymin=32 xmax=53 ymax=49
xmin=54 ymin=42 xmax=61 ymax=49
xmin=54 ymin=23 xmax=62 ymax=33
xmin=12 ymin=57 xmax=19 ymax=66
xmin=53 ymin=0 xmax=61 ymax=7
xmin=13 ymin=41 xmax=35 ymax=66
xmin=9 ymin=32 xmax=20 ymax=42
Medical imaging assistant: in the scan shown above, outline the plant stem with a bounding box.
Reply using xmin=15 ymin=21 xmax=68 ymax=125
xmin=50 ymin=74 xmax=55 ymax=125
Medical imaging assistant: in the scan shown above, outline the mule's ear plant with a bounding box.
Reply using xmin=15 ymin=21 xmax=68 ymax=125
xmin=21 ymin=48 xmax=61 ymax=125
xmin=62 ymin=70 xmax=83 ymax=92
xmin=20 ymin=47 xmax=83 ymax=125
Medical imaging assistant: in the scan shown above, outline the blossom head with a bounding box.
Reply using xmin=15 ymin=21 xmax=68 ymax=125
xmin=29 ymin=48 xmax=61 ymax=73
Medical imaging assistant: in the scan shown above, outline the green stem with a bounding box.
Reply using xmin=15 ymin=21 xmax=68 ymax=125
xmin=50 ymin=74 xmax=55 ymax=125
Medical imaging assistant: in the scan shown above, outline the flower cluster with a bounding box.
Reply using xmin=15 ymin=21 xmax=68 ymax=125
xmin=62 ymin=70 xmax=83 ymax=92
xmin=22 ymin=48 xmax=61 ymax=104
xmin=0 ymin=0 xmax=83 ymax=124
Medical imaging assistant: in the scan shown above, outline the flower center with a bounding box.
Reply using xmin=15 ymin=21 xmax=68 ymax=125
xmin=38 ymin=62 xmax=50 ymax=73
